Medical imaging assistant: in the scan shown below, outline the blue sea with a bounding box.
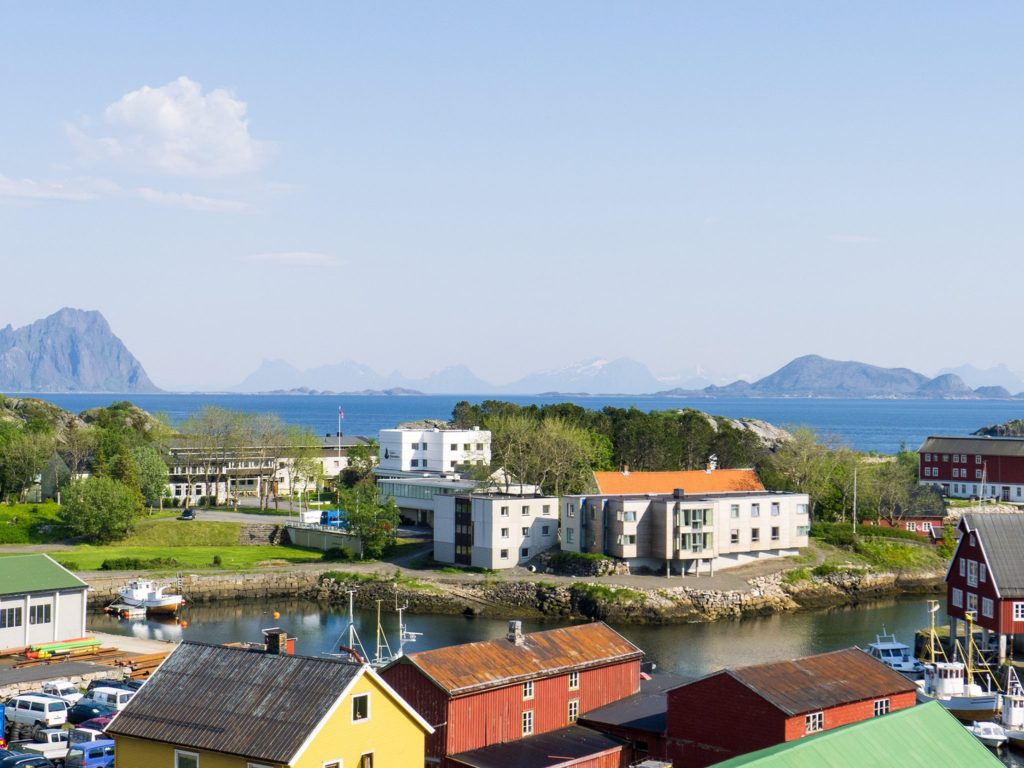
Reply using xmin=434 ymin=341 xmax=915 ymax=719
xmin=11 ymin=392 xmax=1024 ymax=454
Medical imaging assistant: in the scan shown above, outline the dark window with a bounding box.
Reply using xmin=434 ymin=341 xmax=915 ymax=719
xmin=0 ymin=607 xmax=22 ymax=628
xmin=352 ymin=693 xmax=370 ymax=721
xmin=29 ymin=604 xmax=51 ymax=625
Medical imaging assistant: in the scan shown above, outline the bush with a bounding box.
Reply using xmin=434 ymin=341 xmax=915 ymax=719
xmin=782 ymin=568 xmax=810 ymax=584
xmin=321 ymin=547 xmax=354 ymax=562
xmin=100 ymin=557 xmax=182 ymax=571
xmin=811 ymin=563 xmax=839 ymax=577
xmin=211 ymin=554 xmax=223 ymax=567
xmin=60 ymin=476 xmax=142 ymax=543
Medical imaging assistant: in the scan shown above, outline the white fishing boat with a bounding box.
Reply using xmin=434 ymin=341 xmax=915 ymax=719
xmin=964 ymin=721 xmax=1008 ymax=749
xmin=116 ymin=579 xmax=183 ymax=615
xmin=915 ymin=603 xmax=1001 ymax=720
xmin=865 ymin=628 xmax=925 ymax=677
xmin=999 ymin=667 xmax=1024 ymax=749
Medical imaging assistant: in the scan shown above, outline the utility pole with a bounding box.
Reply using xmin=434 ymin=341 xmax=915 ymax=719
xmin=852 ymin=466 xmax=858 ymax=536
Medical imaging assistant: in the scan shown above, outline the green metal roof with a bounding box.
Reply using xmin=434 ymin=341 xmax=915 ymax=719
xmin=0 ymin=554 xmax=87 ymax=595
xmin=711 ymin=702 xmax=1001 ymax=767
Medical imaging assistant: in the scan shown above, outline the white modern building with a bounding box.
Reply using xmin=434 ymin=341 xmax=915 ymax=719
xmin=377 ymin=427 xmax=490 ymax=475
xmin=560 ymin=489 xmax=811 ymax=575
xmin=0 ymin=554 xmax=88 ymax=651
xmin=434 ymin=494 xmax=560 ymax=569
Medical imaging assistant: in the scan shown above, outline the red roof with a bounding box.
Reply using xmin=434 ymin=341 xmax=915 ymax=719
xmin=593 ymin=469 xmax=764 ymax=495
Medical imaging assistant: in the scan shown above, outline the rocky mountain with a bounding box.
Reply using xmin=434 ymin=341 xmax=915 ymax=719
xmin=233 ymin=360 xmax=492 ymax=394
xmin=0 ymin=308 xmax=158 ymax=393
xmin=938 ymin=363 xmax=1024 ymax=392
xmin=973 ymin=386 xmax=1014 ymax=399
xmin=975 ymin=419 xmax=1024 ymax=437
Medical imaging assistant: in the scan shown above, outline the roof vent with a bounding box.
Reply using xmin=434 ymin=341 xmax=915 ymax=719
xmin=673 ymin=488 xmax=685 ymax=499
xmin=507 ymin=620 xmax=525 ymax=646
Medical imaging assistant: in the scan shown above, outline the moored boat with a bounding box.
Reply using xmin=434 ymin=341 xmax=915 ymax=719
xmin=865 ymin=628 xmax=925 ymax=677
xmin=1000 ymin=667 xmax=1024 ymax=748
xmin=117 ymin=579 xmax=183 ymax=614
xmin=964 ymin=720 xmax=1008 ymax=749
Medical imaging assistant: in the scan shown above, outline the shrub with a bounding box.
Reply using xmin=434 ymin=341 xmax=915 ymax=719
xmin=811 ymin=563 xmax=839 ymax=577
xmin=60 ymin=476 xmax=142 ymax=543
xmin=321 ymin=547 xmax=353 ymax=562
xmin=99 ymin=557 xmax=182 ymax=571
xmin=783 ymin=568 xmax=810 ymax=584
xmin=211 ymin=554 xmax=223 ymax=567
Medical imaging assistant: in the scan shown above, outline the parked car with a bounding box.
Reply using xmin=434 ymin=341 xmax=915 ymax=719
xmin=18 ymin=729 xmax=69 ymax=762
xmin=0 ymin=756 xmax=54 ymax=768
xmin=84 ymin=689 xmax=131 ymax=713
xmin=39 ymin=682 xmax=82 ymax=706
xmin=3 ymin=695 xmax=67 ymax=733
xmin=178 ymin=509 xmax=195 ymax=521
xmin=67 ymin=728 xmax=104 ymax=748
xmin=64 ymin=701 xmax=114 ymax=727
xmin=82 ymin=681 xmax=136 ymax=695
xmin=63 ymin=740 xmax=114 ymax=768
xmin=72 ymin=719 xmax=110 ymax=736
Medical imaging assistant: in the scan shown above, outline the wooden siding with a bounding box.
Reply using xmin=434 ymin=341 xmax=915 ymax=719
xmin=921 ymin=452 xmax=1024 ymax=485
xmin=946 ymin=529 xmax=1004 ymax=633
xmin=380 ymin=662 xmax=449 ymax=762
xmin=781 ymin=691 xmax=916 ymax=741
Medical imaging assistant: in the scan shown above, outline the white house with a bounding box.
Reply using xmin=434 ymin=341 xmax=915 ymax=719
xmin=377 ymin=427 xmax=490 ymax=475
xmin=0 ymin=554 xmax=88 ymax=652
xmin=560 ymin=490 xmax=811 ymax=575
xmin=433 ymin=494 xmax=560 ymax=569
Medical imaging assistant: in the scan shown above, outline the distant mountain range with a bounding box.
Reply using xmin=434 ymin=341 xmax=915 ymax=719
xmin=233 ymin=353 xmax=1024 ymax=399
xmin=0 ymin=308 xmax=158 ymax=393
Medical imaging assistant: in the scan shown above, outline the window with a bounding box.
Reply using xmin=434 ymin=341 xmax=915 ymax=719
xmin=542 ymin=525 xmax=550 ymax=536
xmin=873 ymin=699 xmax=890 ymax=717
xmin=450 ymin=461 xmax=457 ymax=468
xmin=771 ymin=503 xmax=780 ymax=516
xmin=522 ymin=710 xmax=534 ymax=736
xmin=568 ymin=699 xmax=580 ymax=723
xmin=411 ymin=459 xmax=419 ymax=467
xmin=450 ymin=443 xmax=457 ymax=450
xmin=29 ymin=604 xmax=51 ymax=625
xmin=521 ymin=547 xmax=529 ymax=558
xmin=907 ymin=522 xmax=917 ymax=532
xmin=967 ymin=592 xmax=978 ymax=614
xmin=943 ymin=454 xmax=949 ymax=462
xmin=959 ymin=559 xmax=966 ymax=577
xmin=501 ymin=528 xmax=509 ymax=538
xmin=797 ymin=525 xmax=810 ymax=536
xmin=421 ymin=460 xmax=428 ymax=468
xmin=566 ymin=529 xmax=575 ymax=544
xmin=730 ymin=504 xmax=739 ymax=519
xmin=952 ymin=588 xmax=963 ymax=608
xmin=730 ymin=529 xmax=739 ymax=544
xmin=500 ymin=549 xmax=509 ymax=559
xmin=797 ymin=503 xmax=808 ymax=515
xmin=771 ymin=526 xmax=780 ymax=542
xmin=500 ymin=506 xmax=509 ymax=516
xmin=751 ymin=503 xmax=760 ymax=517
xmin=925 ymin=453 xmax=931 ymax=461
xmin=463 ymin=443 xmax=471 ymax=451
xmin=323 ymin=761 xmax=342 ymax=768
xmin=973 ymin=485 xmax=978 ymax=494
xmin=0 ymin=607 xmax=22 ymax=629
xmin=980 ymin=564 xmax=987 ymax=583
xmin=953 ymin=454 xmax=960 ymax=463
xmin=805 ymin=711 xmax=824 ymax=733
xmin=968 ymin=560 xmax=978 ymax=588
xmin=522 ymin=527 xmax=530 ymax=537
xmin=616 ymin=509 xmax=637 ymax=522
xmin=543 ymin=504 xmax=551 ymax=516
xmin=976 ymin=470 xmax=983 ymax=479
xmin=1014 ymin=602 xmax=1024 ymax=622
xmin=523 ymin=681 xmax=534 ymax=700
xmin=175 ymin=751 xmax=199 ymax=768
xmin=352 ymin=693 xmax=370 ymax=722
xmin=569 ymin=670 xmax=580 ymax=689
xmin=359 ymin=754 xmax=373 ymax=768
xmin=617 ymin=534 xmax=636 ymax=545
xmin=751 ymin=529 xmax=761 ymax=543
xmin=477 ymin=443 xmax=484 ymax=450
xmin=567 ymin=504 xmax=575 ymax=518
xmin=249 ymin=764 xmax=274 ymax=768
xmin=522 ymin=505 xmax=530 ymax=516
xmin=411 ymin=442 xmax=419 ymax=450
xmin=983 ymin=597 xmax=994 ymax=618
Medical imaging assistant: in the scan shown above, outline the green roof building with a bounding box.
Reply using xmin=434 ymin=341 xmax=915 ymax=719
xmin=0 ymin=554 xmax=88 ymax=652
xmin=710 ymin=702 xmax=1001 ymax=767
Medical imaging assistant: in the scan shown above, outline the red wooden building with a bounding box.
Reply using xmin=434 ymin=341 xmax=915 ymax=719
xmin=380 ymin=621 xmax=643 ymax=767
xmin=919 ymin=435 xmax=1024 ymax=501
xmin=946 ymin=512 xmax=1024 ymax=661
xmin=664 ymin=648 xmax=917 ymax=767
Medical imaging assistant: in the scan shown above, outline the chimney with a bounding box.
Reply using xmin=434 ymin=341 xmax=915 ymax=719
xmin=673 ymin=488 xmax=685 ymax=499
xmin=507 ymin=620 xmax=525 ymax=646
xmin=263 ymin=628 xmax=293 ymax=655
xmin=622 ymin=464 xmax=630 ymax=476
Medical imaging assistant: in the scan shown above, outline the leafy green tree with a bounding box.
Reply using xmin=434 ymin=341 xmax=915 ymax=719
xmin=340 ymin=439 xmax=378 ymax=487
xmin=110 ymin=446 xmax=142 ymax=496
xmin=0 ymin=428 xmax=54 ymax=502
xmin=339 ymin=481 xmax=400 ymax=558
xmin=60 ymin=476 xmax=141 ymax=542
xmin=132 ymin=445 xmax=169 ymax=507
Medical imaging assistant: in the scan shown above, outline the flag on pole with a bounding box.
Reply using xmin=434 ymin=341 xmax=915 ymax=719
xmin=339 ymin=407 xmax=345 ymax=420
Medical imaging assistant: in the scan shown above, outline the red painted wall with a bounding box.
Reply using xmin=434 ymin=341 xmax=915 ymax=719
xmin=380 ymin=662 xmax=450 ymax=762
xmin=920 ymin=452 xmax=1024 ymax=486
xmin=946 ymin=529 xmax=1004 ymax=633
xmin=780 ymin=692 xmax=916 ymax=741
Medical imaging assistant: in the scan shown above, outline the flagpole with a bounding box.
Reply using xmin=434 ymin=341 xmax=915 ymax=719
xmin=337 ymin=407 xmax=342 ymax=460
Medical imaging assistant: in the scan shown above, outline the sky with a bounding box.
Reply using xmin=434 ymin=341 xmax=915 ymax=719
xmin=2 ymin=3 xmax=1023 ymax=391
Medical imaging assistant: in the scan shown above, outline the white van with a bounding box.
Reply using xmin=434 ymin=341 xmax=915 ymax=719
xmin=88 ymin=687 xmax=134 ymax=711
xmin=41 ymin=679 xmax=83 ymax=705
xmin=3 ymin=693 xmax=68 ymax=730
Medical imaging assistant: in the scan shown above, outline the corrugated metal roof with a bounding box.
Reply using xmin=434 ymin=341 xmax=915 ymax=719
xmin=578 ymin=671 xmax=688 ymax=734
xmin=962 ymin=513 xmax=1024 ymax=597
xmin=709 ymin=702 xmax=1001 ymax=767
xmin=0 ymin=554 xmax=87 ymax=596
xmin=593 ymin=469 xmax=764 ymax=495
xmin=918 ymin=435 xmax=1024 ymax=457
xmin=449 ymin=725 xmax=625 ymax=768
xmin=394 ymin=622 xmax=643 ymax=696
xmin=697 ymin=648 xmax=915 ymax=717
xmin=107 ymin=642 xmax=361 ymax=764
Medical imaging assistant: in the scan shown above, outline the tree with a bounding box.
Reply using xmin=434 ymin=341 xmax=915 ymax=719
xmin=110 ymin=446 xmax=142 ymax=497
xmin=60 ymin=476 xmax=141 ymax=542
xmin=281 ymin=426 xmax=320 ymax=513
xmin=340 ymin=440 xmax=378 ymax=487
xmin=132 ymin=445 xmax=170 ymax=508
xmin=0 ymin=428 xmax=54 ymax=502
xmin=340 ymin=481 xmax=400 ymax=558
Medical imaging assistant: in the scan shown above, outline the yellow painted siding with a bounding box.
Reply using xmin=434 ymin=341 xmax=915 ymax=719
xmin=114 ymin=735 xmax=284 ymax=768
xmin=294 ymin=674 xmax=426 ymax=768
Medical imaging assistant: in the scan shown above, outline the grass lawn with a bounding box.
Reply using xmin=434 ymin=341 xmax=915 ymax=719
xmin=49 ymin=544 xmax=323 ymax=571
xmin=0 ymin=502 xmax=66 ymax=544
xmin=119 ymin=519 xmax=242 ymax=547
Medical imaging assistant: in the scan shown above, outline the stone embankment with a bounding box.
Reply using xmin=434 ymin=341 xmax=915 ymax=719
xmin=81 ymin=566 xmax=944 ymax=621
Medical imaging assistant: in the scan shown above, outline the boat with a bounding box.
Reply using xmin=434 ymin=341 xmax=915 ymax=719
xmin=999 ymin=667 xmax=1024 ymax=748
xmin=865 ymin=627 xmax=925 ymax=677
xmin=116 ymin=579 xmax=184 ymax=614
xmin=964 ymin=721 xmax=1008 ymax=749
xmin=914 ymin=602 xmax=1001 ymax=720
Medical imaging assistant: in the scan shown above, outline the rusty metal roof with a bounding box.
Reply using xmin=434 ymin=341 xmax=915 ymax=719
xmin=107 ymin=642 xmax=361 ymax=764
xmin=691 ymin=648 xmax=916 ymax=717
xmin=392 ymin=622 xmax=643 ymax=697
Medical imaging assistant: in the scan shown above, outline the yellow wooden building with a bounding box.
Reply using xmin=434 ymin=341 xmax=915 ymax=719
xmin=108 ymin=641 xmax=432 ymax=768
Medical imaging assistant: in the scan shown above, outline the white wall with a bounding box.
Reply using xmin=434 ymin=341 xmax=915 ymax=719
xmin=378 ymin=428 xmax=491 ymax=473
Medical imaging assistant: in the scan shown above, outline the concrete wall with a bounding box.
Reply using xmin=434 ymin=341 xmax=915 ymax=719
xmin=285 ymin=525 xmax=363 ymax=556
xmin=85 ymin=570 xmax=325 ymax=609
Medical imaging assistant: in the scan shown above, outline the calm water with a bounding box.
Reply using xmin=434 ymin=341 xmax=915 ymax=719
xmin=90 ymin=596 xmax=1023 ymax=765
xmin=16 ymin=392 xmax=1024 ymax=453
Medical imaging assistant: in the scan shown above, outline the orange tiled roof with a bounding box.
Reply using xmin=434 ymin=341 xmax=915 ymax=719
xmin=592 ymin=469 xmax=764 ymax=495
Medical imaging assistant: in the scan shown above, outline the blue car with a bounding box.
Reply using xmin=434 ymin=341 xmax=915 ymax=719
xmin=64 ymin=739 xmax=115 ymax=768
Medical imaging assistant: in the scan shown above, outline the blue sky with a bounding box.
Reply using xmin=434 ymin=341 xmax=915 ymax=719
xmin=2 ymin=3 xmax=1022 ymax=390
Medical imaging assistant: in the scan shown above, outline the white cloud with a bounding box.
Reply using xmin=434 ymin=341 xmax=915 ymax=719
xmin=72 ymin=76 xmax=266 ymax=177
xmin=829 ymin=234 xmax=880 ymax=245
xmin=135 ymin=187 xmax=247 ymax=213
xmin=244 ymin=252 xmax=340 ymax=267
xmin=0 ymin=174 xmax=98 ymax=201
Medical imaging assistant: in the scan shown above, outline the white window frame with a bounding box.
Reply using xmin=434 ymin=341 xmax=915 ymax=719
xmin=952 ymin=588 xmax=963 ymax=608
xmin=352 ymin=692 xmax=370 ymax=723
xmin=967 ymin=592 xmax=978 ymax=614
xmin=805 ymin=711 xmax=824 ymax=733
xmin=968 ymin=560 xmax=978 ymax=588
xmin=522 ymin=709 xmax=534 ymax=736
xmin=523 ymin=680 xmax=534 ymax=700
xmin=175 ymin=751 xmax=200 ymax=768
xmin=569 ymin=670 xmax=580 ymax=690
xmin=873 ymin=699 xmax=890 ymax=717
xmin=568 ymin=699 xmax=580 ymax=723
xmin=982 ymin=597 xmax=994 ymax=618
xmin=1013 ymin=602 xmax=1024 ymax=622
xmin=980 ymin=564 xmax=986 ymax=583
xmin=959 ymin=559 xmax=966 ymax=577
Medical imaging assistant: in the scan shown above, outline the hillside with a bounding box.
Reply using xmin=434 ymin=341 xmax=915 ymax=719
xmin=0 ymin=308 xmax=158 ymax=393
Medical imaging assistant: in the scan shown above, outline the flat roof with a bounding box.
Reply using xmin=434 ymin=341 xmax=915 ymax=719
xmin=579 ymin=671 xmax=689 ymax=734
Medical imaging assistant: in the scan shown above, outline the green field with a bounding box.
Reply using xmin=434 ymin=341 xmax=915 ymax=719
xmin=48 ymin=544 xmax=322 ymax=571
xmin=0 ymin=502 xmax=66 ymax=544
